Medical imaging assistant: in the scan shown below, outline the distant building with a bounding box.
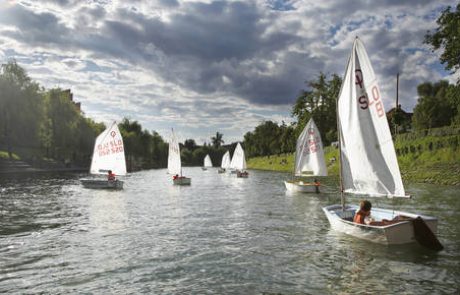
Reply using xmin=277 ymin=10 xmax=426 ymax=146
xmin=386 ymin=105 xmax=412 ymax=134
xmin=61 ymin=89 xmax=82 ymax=113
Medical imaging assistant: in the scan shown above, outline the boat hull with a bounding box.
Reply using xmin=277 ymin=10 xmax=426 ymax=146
xmin=81 ymin=179 xmax=124 ymax=190
xmin=173 ymin=177 xmax=191 ymax=185
xmin=217 ymin=168 xmax=226 ymax=174
xmin=284 ymin=180 xmax=320 ymax=193
xmin=322 ymin=204 xmax=438 ymax=245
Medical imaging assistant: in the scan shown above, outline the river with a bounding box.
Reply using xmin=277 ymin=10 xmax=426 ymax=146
xmin=0 ymin=168 xmax=459 ymax=294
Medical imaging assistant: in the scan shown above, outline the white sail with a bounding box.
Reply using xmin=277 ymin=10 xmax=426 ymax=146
xmin=337 ymin=38 xmax=405 ymax=197
xmin=168 ymin=129 xmax=182 ymax=176
xmin=230 ymin=143 xmax=246 ymax=170
xmin=221 ymin=151 xmax=231 ymax=168
xmin=294 ymin=118 xmax=327 ymax=176
xmin=204 ymin=154 xmax=213 ymax=167
xmin=90 ymin=122 xmax=127 ymax=176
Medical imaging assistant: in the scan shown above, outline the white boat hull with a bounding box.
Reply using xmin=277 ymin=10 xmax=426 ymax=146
xmin=173 ymin=177 xmax=191 ymax=185
xmin=284 ymin=180 xmax=320 ymax=193
xmin=322 ymin=204 xmax=438 ymax=245
xmin=217 ymin=168 xmax=226 ymax=174
xmin=81 ymin=179 xmax=124 ymax=190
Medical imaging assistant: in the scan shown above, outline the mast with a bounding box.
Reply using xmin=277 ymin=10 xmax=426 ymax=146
xmin=395 ymin=72 xmax=399 ymax=135
xmin=336 ymin=91 xmax=345 ymax=210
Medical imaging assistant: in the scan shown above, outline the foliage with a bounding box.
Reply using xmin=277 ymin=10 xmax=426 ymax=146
xmin=211 ymin=132 xmax=224 ymax=148
xmin=424 ymin=3 xmax=460 ymax=82
xmin=292 ymin=73 xmax=342 ymax=145
xmin=243 ymin=121 xmax=295 ymax=158
xmin=412 ymin=81 xmax=457 ymax=130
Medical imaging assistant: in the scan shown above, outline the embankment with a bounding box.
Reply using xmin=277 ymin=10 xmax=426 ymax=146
xmin=247 ymin=126 xmax=460 ymax=186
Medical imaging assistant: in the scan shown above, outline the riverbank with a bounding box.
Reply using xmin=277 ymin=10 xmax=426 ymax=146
xmin=247 ymin=147 xmax=460 ymax=186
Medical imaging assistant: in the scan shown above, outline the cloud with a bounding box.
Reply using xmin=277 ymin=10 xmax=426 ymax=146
xmin=0 ymin=0 xmax=457 ymax=142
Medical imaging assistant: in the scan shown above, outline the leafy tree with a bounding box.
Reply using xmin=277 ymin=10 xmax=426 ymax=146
xmin=0 ymin=60 xmax=43 ymax=158
xmin=211 ymin=132 xmax=224 ymax=148
xmin=425 ymin=3 xmax=460 ymax=82
xmin=184 ymin=139 xmax=197 ymax=151
xmin=292 ymin=73 xmax=341 ymax=145
xmin=412 ymin=81 xmax=454 ymax=130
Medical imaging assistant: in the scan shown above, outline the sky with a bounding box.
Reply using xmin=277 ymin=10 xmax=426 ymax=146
xmin=0 ymin=0 xmax=458 ymax=144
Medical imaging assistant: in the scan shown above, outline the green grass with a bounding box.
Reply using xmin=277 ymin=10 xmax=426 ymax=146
xmin=247 ymin=145 xmax=460 ymax=186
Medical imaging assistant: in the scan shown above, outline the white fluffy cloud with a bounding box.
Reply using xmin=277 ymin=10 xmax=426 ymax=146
xmin=0 ymin=0 xmax=456 ymax=143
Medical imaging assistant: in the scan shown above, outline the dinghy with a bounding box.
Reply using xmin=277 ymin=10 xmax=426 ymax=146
xmin=230 ymin=143 xmax=248 ymax=178
xmin=168 ymin=129 xmax=191 ymax=185
xmin=202 ymin=154 xmax=213 ymax=171
xmin=80 ymin=122 xmax=126 ymax=190
xmin=284 ymin=118 xmax=327 ymax=193
xmin=218 ymin=151 xmax=231 ymax=173
xmin=323 ymin=37 xmax=442 ymax=249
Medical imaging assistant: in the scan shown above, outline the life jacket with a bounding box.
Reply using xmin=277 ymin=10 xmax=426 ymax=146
xmin=353 ymin=210 xmax=367 ymax=224
xmin=108 ymin=173 xmax=116 ymax=181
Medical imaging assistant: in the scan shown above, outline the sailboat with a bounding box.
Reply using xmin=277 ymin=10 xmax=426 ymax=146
xmin=322 ymin=37 xmax=441 ymax=248
xmin=230 ymin=143 xmax=248 ymax=178
xmin=284 ymin=118 xmax=327 ymax=193
xmin=218 ymin=151 xmax=231 ymax=173
xmin=80 ymin=122 xmax=126 ymax=190
xmin=168 ymin=129 xmax=191 ymax=185
xmin=202 ymin=154 xmax=213 ymax=171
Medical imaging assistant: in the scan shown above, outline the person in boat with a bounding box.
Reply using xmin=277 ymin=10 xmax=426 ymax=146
xmin=314 ymin=178 xmax=320 ymax=193
xmin=353 ymin=200 xmax=402 ymax=226
xmin=173 ymin=174 xmax=179 ymax=180
xmin=107 ymin=170 xmax=116 ymax=181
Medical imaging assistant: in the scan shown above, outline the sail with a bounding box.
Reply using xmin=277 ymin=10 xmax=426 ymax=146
xmin=230 ymin=143 xmax=246 ymax=170
xmin=294 ymin=118 xmax=327 ymax=176
xmin=221 ymin=151 xmax=231 ymax=168
xmin=204 ymin=154 xmax=213 ymax=167
xmin=90 ymin=122 xmax=127 ymax=176
xmin=337 ymin=37 xmax=405 ymax=197
xmin=168 ymin=129 xmax=182 ymax=175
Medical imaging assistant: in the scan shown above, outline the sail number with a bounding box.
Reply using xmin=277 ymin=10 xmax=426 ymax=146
xmin=304 ymin=128 xmax=319 ymax=154
xmin=355 ymin=69 xmax=385 ymax=117
xmin=97 ymin=139 xmax=124 ymax=157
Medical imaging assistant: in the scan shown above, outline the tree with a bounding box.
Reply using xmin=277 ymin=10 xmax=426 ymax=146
xmin=412 ymin=81 xmax=454 ymax=130
xmin=0 ymin=60 xmax=43 ymax=158
xmin=425 ymin=3 xmax=460 ymax=82
xmin=184 ymin=139 xmax=197 ymax=151
xmin=211 ymin=132 xmax=224 ymax=148
xmin=292 ymin=73 xmax=341 ymax=145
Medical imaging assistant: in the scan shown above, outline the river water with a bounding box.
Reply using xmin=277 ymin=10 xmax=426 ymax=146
xmin=0 ymin=168 xmax=459 ymax=294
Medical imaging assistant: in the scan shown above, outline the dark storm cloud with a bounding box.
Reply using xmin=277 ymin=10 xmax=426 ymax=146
xmin=0 ymin=4 xmax=70 ymax=46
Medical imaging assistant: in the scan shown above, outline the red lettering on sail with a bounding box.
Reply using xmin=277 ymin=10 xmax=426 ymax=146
xmin=355 ymin=69 xmax=363 ymax=89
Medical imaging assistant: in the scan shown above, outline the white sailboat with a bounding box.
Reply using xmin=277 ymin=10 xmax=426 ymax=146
xmin=202 ymin=154 xmax=213 ymax=171
xmin=323 ymin=37 xmax=441 ymax=249
xmin=284 ymin=118 xmax=327 ymax=193
xmin=230 ymin=143 xmax=248 ymax=178
xmin=81 ymin=122 xmax=126 ymax=190
xmin=218 ymin=151 xmax=231 ymax=173
xmin=168 ymin=129 xmax=191 ymax=185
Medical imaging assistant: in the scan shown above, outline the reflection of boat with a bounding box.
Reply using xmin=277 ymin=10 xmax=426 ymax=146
xmin=230 ymin=143 xmax=248 ymax=178
xmin=168 ymin=129 xmax=191 ymax=185
xmin=202 ymin=154 xmax=212 ymax=171
xmin=218 ymin=151 xmax=231 ymax=173
xmin=323 ymin=38 xmax=441 ymax=249
xmin=81 ymin=122 xmax=126 ymax=190
xmin=284 ymin=118 xmax=327 ymax=193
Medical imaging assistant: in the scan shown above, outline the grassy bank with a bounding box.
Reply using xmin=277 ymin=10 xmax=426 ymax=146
xmin=247 ymin=127 xmax=460 ymax=186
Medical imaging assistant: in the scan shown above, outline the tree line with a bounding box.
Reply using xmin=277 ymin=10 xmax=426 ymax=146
xmin=0 ymin=65 xmax=235 ymax=171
